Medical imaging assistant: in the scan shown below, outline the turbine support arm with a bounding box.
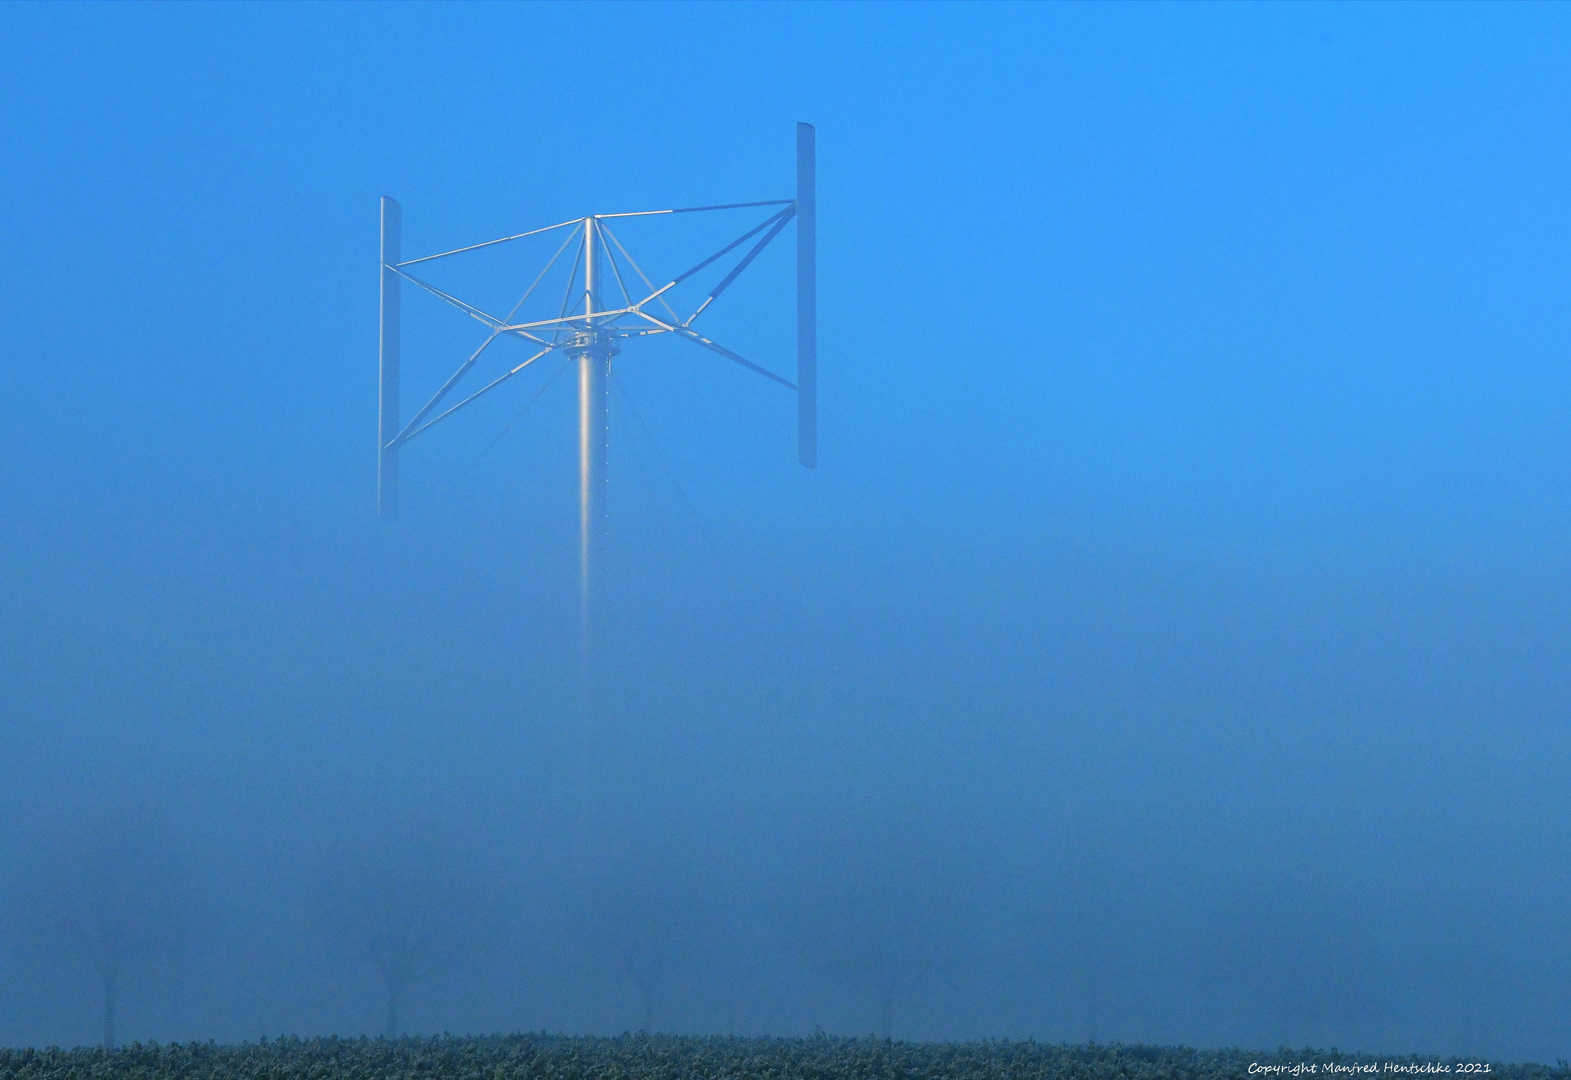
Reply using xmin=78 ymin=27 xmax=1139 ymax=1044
xmin=386 ymin=330 xmax=505 ymax=449
xmin=631 ymin=309 xmax=795 ymax=389
xmin=388 ymin=266 xmax=506 ymax=330
xmin=392 ymin=343 xmax=562 ymax=446
xmin=686 ymin=204 xmax=796 ymax=326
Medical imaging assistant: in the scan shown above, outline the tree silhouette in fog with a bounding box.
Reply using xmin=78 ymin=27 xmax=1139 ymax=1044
xmin=786 ymin=815 xmax=967 ymax=1040
xmin=312 ymin=835 xmax=491 ymax=1037
xmin=577 ymin=850 xmax=714 ymax=1033
xmin=7 ymin=803 xmax=192 ymax=1049
xmin=1207 ymin=879 xmax=1387 ymax=1049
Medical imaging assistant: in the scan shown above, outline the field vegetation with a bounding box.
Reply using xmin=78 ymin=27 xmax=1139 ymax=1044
xmin=1 ymin=1034 xmax=1568 ymax=1080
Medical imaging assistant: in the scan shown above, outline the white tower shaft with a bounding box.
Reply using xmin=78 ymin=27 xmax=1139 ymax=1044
xmin=576 ymin=218 xmax=610 ymax=686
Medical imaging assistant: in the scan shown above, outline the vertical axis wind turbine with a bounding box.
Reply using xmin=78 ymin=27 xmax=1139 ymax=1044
xmin=376 ymin=124 xmax=816 ymax=677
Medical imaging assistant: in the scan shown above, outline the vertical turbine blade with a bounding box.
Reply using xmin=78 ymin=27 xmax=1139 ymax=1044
xmin=796 ymin=122 xmax=817 ymax=469
xmin=378 ymin=196 xmax=402 ymax=518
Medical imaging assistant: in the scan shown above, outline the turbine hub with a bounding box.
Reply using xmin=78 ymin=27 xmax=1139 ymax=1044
xmin=563 ymin=328 xmax=620 ymax=360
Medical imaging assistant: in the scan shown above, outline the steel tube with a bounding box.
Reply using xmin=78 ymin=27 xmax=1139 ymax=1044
xmin=577 ymin=219 xmax=609 ymax=684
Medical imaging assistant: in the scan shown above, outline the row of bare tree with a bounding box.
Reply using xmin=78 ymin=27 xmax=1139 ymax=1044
xmin=2 ymin=800 xmax=1470 ymax=1051
xmin=0 ymin=803 xmax=982 ymax=1048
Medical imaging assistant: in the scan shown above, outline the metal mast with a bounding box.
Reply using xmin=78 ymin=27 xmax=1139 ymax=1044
xmin=569 ymin=218 xmax=616 ymax=685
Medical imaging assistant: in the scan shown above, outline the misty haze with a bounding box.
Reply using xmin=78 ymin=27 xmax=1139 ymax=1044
xmin=3 ymin=2 xmax=1571 ymax=1074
